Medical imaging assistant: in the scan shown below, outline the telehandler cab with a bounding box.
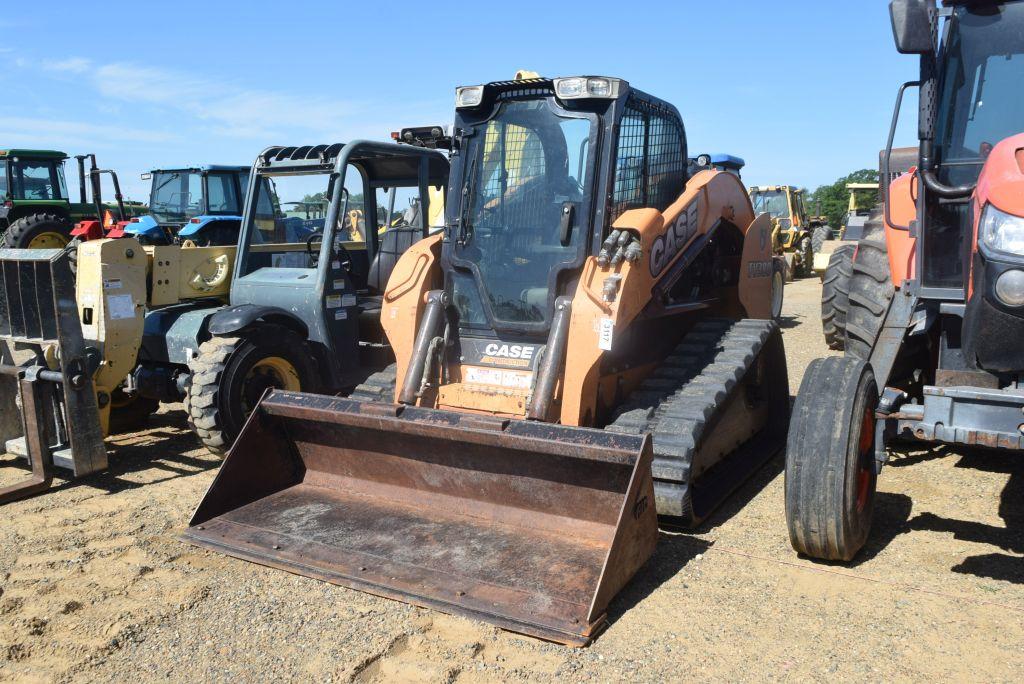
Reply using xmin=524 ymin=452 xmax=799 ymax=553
xmin=788 ymin=0 xmax=1024 ymax=561
xmin=186 ymin=74 xmax=789 ymax=645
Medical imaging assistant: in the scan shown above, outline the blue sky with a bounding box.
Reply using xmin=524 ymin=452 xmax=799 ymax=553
xmin=0 ymin=1 xmax=918 ymax=202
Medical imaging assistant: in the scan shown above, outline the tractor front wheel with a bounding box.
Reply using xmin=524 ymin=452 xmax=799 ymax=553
xmin=785 ymin=356 xmax=879 ymax=561
xmin=186 ymin=325 xmax=319 ymax=454
xmin=2 ymin=213 xmax=73 ymax=249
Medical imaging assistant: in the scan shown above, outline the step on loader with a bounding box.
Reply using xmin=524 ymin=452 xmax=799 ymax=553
xmin=186 ymin=75 xmax=790 ymax=645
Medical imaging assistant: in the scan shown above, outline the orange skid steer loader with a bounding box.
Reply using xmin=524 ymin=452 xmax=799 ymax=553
xmin=186 ymin=75 xmax=789 ymax=644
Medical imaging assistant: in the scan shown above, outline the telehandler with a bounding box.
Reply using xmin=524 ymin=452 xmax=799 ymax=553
xmin=0 ymin=139 xmax=447 ymax=501
xmin=186 ymin=74 xmax=789 ymax=645
xmin=788 ymin=0 xmax=1024 ymax=561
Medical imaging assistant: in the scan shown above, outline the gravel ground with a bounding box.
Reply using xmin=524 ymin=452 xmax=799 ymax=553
xmin=1 ymin=248 xmax=1022 ymax=682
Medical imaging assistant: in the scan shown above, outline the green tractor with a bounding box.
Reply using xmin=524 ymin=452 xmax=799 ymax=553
xmin=0 ymin=149 xmax=145 ymax=249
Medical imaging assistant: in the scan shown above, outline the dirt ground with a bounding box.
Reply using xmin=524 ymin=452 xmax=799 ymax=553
xmin=2 ymin=248 xmax=1022 ymax=683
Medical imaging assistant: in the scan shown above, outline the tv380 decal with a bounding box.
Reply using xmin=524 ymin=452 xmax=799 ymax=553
xmin=650 ymin=197 xmax=701 ymax=277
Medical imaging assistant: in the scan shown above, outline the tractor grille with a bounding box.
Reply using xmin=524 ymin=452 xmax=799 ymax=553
xmin=0 ymin=249 xmax=66 ymax=344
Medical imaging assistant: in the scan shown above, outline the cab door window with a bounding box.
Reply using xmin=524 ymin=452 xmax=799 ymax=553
xmin=13 ymin=160 xmax=64 ymax=200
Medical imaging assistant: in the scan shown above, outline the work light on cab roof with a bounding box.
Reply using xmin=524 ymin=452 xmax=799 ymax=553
xmin=455 ymin=76 xmax=627 ymax=109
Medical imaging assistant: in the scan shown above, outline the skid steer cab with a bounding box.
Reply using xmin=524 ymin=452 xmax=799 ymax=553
xmin=787 ymin=0 xmax=1024 ymax=562
xmin=186 ymin=74 xmax=789 ymax=645
xmin=0 ymin=139 xmax=448 ymax=502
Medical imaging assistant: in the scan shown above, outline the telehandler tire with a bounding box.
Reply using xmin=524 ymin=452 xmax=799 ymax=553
xmin=821 ymin=244 xmax=856 ymax=350
xmin=2 ymin=213 xmax=73 ymax=249
xmin=845 ymin=213 xmax=893 ymax=359
xmin=785 ymin=356 xmax=878 ymax=561
xmin=186 ymin=324 xmax=318 ymax=454
xmin=796 ymin=236 xmax=813 ymax=278
xmin=107 ymin=389 xmax=160 ymax=434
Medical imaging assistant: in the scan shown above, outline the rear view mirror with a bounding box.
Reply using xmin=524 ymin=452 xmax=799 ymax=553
xmin=890 ymin=0 xmax=935 ymax=54
xmin=140 ymin=172 xmax=152 ymax=181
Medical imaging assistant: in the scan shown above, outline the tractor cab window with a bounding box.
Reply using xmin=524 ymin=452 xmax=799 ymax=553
xmin=12 ymin=160 xmax=64 ymax=200
xmin=750 ymin=190 xmax=789 ymax=218
xmin=0 ymin=162 xmax=8 ymax=198
xmin=206 ymin=172 xmax=243 ymax=215
xmin=150 ymin=171 xmax=204 ymax=223
xmin=242 ymin=166 xmax=366 ymax=275
xmin=453 ymin=98 xmax=594 ymax=326
xmin=936 ymin=2 xmax=1024 ymax=186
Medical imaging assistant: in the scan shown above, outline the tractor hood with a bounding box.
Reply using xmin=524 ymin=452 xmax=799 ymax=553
xmin=975 ymin=133 xmax=1024 ymax=220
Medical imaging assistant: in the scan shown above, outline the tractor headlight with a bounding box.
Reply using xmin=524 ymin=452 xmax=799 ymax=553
xmin=980 ymin=203 xmax=1024 ymax=257
xmin=455 ymin=86 xmax=484 ymax=109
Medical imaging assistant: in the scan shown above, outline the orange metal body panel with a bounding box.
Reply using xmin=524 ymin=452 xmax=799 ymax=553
xmin=560 ymin=169 xmax=759 ymax=426
xmin=884 ymin=171 xmax=918 ymax=289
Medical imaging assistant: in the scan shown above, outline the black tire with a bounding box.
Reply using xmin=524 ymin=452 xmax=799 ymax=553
xmin=65 ymin=237 xmax=82 ymax=276
xmin=2 ymin=213 xmax=73 ymax=249
xmin=770 ymin=259 xmax=785 ymax=320
xmin=811 ymin=225 xmax=830 ymax=253
xmin=796 ymin=236 xmax=813 ymax=278
xmin=821 ymin=244 xmax=856 ymax=350
xmin=845 ymin=210 xmax=893 ymax=359
xmin=108 ymin=389 xmax=160 ymax=434
xmin=785 ymin=356 xmax=878 ymax=561
xmin=185 ymin=325 xmax=319 ymax=454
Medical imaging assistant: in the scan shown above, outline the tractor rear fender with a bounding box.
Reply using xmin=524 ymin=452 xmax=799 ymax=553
xmin=207 ymin=304 xmax=309 ymax=339
xmin=884 ymin=172 xmax=917 ymax=288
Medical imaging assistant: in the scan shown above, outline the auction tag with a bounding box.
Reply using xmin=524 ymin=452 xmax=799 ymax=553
xmin=598 ymin=318 xmax=614 ymax=351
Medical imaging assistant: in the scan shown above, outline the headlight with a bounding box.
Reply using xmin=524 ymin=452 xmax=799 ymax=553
xmin=455 ymin=86 xmax=484 ymax=109
xmin=979 ymin=203 xmax=1024 ymax=256
xmin=553 ymin=77 xmax=623 ymax=100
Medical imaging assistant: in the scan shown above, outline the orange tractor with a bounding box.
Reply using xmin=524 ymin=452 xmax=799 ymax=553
xmin=787 ymin=0 xmax=1024 ymax=560
xmin=186 ymin=74 xmax=789 ymax=644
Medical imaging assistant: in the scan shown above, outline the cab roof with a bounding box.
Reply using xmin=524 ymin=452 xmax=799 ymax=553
xmin=0 ymin=149 xmax=67 ymax=160
xmin=149 ymin=165 xmax=249 ymax=174
xmin=749 ymin=185 xmax=800 ymax=193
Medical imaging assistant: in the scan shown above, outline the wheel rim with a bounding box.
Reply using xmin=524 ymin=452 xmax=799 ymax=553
xmin=27 ymin=232 xmax=69 ymax=249
xmin=241 ymin=356 xmax=302 ymax=413
xmin=771 ymin=272 xmax=784 ymax=318
xmin=855 ymin=405 xmax=875 ymax=512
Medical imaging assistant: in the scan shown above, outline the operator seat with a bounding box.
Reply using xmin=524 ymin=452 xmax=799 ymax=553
xmin=358 ymin=225 xmax=424 ymax=345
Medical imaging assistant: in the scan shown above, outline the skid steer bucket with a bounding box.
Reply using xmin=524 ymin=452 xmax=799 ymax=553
xmin=184 ymin=391 xmax=658 ymax=645
xmin=0 ymin=248 xmax=106 ymax=503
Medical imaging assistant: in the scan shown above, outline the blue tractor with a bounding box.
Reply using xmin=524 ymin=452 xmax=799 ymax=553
xmin=121 ymin=165 xmax=252 ymax=246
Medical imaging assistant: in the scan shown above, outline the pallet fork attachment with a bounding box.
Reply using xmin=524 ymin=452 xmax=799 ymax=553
xmin=0 ymin=248 xmax=106 ymax=503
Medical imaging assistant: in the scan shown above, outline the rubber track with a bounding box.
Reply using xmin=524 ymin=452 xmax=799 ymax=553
xmin=349 ymin=364 xmax=398 ymax=402
xmin=606 ymin=319 xmax=778 ymax=521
